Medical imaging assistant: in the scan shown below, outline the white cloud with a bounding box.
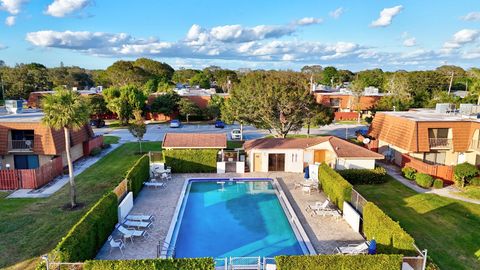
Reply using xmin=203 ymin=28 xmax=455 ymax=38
xmin=0 ymin=43 xmax=7 ymax=50
xmin=371 ymin=5 xmax=403 ymax=27
xmin=461 ymin=12 xmax=480 ymax=21
xmin=403 ymin=37 xmax=416 ymax=47
xmin=0 ymin=0 xmax=28 ymax=15
xmin=293 ymin=17 xmax=323 ymax=26
xmin=45 ymin=0 xmax=90 ymax=17
xmin=442 ymin=29 xmax=479 ymax=51
xmin=329 ymin=7 xmax=344 ymax=19
xmin=5 ymin=15 xmax=15 ymax=26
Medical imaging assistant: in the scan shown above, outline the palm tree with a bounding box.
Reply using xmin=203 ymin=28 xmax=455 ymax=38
xmin=42 ymin=90 xmax=91 ymax=208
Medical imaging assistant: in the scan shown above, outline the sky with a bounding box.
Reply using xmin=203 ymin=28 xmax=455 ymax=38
xmin=0 ymin=0 xmax=479 ymax=71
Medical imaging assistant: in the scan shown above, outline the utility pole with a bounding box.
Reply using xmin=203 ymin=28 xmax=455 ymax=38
xmin=448 ymin=71 xmax=454 ymax=94
xmin=0 ymin=75 xmax=5 ymax=103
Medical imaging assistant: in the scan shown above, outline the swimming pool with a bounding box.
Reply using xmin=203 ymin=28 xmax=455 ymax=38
xmin=164 ymin=178 xmax=314 ymax=259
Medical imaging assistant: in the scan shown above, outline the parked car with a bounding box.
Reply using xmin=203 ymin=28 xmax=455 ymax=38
xmin=170 ymin=119 xmax=181 ymax=128
xmin=214 ymin=120 xmax=225 ymax=128
xmin=231 ymin=129 xmax=242 ymax=140
xmin=89 ymin=119 xmax=106 ymax=128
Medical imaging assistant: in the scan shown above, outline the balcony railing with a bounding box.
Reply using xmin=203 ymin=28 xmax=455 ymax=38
xmin=428 ymin=138 xmax=452 ymax=149
xmin=9 ymin=140 xmax=34 ymax=151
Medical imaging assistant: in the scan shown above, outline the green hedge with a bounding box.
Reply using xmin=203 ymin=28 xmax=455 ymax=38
xmin=338 ymin=167 xmax=387 ymax=185
xmin=83 ymin=258 xmax=215 ymax=270
xmin=401 ymin=167 xmax=417 ymax=180
xmin=51 ymin=192 xmax=118 ymax=262
xmin=126 ymin=154 xmax=150 ymax=197
xmin=318 ymin=163 xmax=352 ymax=211
xmin=433 ymin=179 xmax=444 ymax=189
xmin=415 ymin=173 xmax=434 ymax=188
xmin=363 ymin=202 xmax=416 ymax=255
xmin=275 ymin=254 xmax=403 ymax=270
xmin=164 ymin=149 xmax=218 ymax=173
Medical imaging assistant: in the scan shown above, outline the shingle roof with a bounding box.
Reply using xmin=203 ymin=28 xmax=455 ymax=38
xmin=162 ymin=133 xmax=227 ymax=149
xmin=244 ymin=136 xmax=383 ymax=159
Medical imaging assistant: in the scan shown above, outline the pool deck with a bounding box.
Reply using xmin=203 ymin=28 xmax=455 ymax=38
xmin=96 ymin=172 xmax=364 ymax=260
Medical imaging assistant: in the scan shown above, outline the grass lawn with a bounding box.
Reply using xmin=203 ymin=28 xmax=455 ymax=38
xmin=355 ymin=177 xmax=480 ymax=270
xmin=0 ymin=142 xmax=161 ymax=270
xmin=456 ymin=186 xmax=480 ymax=200
xmin=103 ymin=135 xmax=120 ymax=144
xmin=227 ymin=140 xmax=245 ymax=149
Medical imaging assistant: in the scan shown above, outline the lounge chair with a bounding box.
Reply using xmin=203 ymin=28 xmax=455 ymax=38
xmin=108 ymin=236 xmax=125 ymax=256
xmin=123 ymin=219 xmax=153 ymax=229
xmin=126 ymin=214 xmax=154 ymax=222
xmin=305 ymin=200 xmax=331 ymax=212
xmin=144 ymin=181 xmax=166 ymax=189
xmin=161 ymin=173 xmax=172 ymax=181
xmin=335 ymin=242 xmax=369 ymax=254
xmin=116 ymin=224 xmax=148 ymax=244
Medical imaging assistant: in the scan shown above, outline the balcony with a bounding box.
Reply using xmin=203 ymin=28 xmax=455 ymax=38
xmin=428 ymin=138 xmax=452 ymax=149
xmin=9 ymin=140 xmax=34 ymax=152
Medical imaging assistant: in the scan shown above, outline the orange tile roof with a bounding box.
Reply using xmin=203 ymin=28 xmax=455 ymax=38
xmin=162 ymin=133 xmax=227 ymax=149
xmin=244 ymin=136 xmax=383 ymax=159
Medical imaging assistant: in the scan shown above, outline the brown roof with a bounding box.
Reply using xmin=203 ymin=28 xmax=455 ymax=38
xmin=162 ymin=133 xmax=227 ymax=149
xmin=244 ymin=136 xmax=383 ymax=159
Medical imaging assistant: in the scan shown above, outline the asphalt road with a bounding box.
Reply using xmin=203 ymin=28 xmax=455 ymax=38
xmin=93 ymin=123 xmax=367 ymax=142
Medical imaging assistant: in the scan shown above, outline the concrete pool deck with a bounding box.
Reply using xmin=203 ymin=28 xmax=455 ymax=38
xmin=96 ymin=172 xmax=364 ymax=260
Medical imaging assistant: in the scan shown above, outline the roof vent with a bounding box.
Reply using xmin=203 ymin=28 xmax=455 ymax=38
xmin=5 ymin=100 xmax=23 ymax=114
xmin=435 ymin=103 xmax=453 ymax=114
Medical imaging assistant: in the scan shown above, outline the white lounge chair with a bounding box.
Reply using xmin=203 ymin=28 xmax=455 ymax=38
xmin=108 ymin=236 xmax=125 ymax=256
xmin=123 ymin=219 xmax=153 ymax=229
xmin=144 ymin=181 xmax=166 ymax=189
xmin=335 ymin=242 xmax=369 ymax=254
xmin=126 ymin=214 xmax=154 ymax=222
xmin=161 ymin=173 xmax=172 ymax=181
xmin=116 ymin=224 xmax=148 ymax=244
xmin=305 ymin=200 xmax=331 ymax=212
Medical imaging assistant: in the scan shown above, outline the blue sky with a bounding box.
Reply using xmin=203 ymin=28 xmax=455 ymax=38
xmin=0 ymin=0 xmax=479 ymax=71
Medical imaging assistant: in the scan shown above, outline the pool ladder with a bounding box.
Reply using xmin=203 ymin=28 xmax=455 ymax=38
xmin=157 ymin=240 xmax=175 ymax=258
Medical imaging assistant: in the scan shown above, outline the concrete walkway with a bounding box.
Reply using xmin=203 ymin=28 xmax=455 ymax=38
xmin=7 ymin=142 xmax=122 ymax=199
xmin=380 ymin=163 xmax=480 ymax=205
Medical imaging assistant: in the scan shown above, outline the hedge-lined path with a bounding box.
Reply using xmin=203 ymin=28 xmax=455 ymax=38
xmin=380 ymin=163 xmax=480 ymax=205
xmin=96 ymin=172 xmax=364 ymax=260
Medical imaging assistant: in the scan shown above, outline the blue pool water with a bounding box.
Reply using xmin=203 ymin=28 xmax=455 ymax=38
xmin=172 ymin=179 xmax=305 ymax=258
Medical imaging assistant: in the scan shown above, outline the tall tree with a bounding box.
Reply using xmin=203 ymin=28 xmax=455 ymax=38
xmin=172 ymin=68 xmax=200 ymax=84
xmin=354 ymin=69 xmax=384 ymax=91
xmin=103 ymin=85 xmax=146 ymax=125
xmin=321 ymin=66 xmax=339 ymax=86
xmin=2 ymin=63 xmax=51 ymax=99
xmin=150 ymin=92 xmax=181 ymax=115
xmin=105 ymin=60 xmax=152 ymax=86
xmin=133 ymin=58 xmax=174 ymax=82
xmin=305 ymin=103 xmax=334 ymax=137
xmin=178 ymin=98 xmax=200 ymax=122
xmin=42 ymin=90 xmax=91 ymax=208
xmin=128 ymin=110 xmax=147 ymax=153
xmin=190 ymin=72 xmax=211 ymax=88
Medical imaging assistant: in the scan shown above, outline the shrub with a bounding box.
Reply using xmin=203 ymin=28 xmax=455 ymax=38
xmin=126 ymin=155 xmax=150 ymax=197
xmin=275 ymin=254 xmax=403 ymax=270
xmin=454 ymin=162 xmax=479 ymax=187
xmin=83 ymin=258 xmax=215 ymax=270
xmin=415 ymin=173 xmax=434 ymax=188
xmin=433 ymin=179 xmax=444 ymax=189
xmin=164 ymin=149 xmax=218 ymax=173
xmin=318 ymin=163 xmax=352 ymax=211
xmin=101 ymin=143 xmax=111 ymax=149
xmin=401 ymin=167 xmax=417 ymax=180
xmin=90 ymin=147 xmax=102 ymax=157
xmin=470 ymin=177 xmax=480 ymax=186
xmin=363 ymin=202 xmax=416 ymax=255
xmin=338 ymin=167 xmax=387 ymax=185
xmin=51 ymin=192 xmax=118 ymax=262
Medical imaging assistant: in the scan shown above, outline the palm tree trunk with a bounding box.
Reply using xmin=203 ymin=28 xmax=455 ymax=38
xmin=139 ymin=139 xmax=143 ymax=154
xmin=307 ymin=121 xmax=311 ymax=138
xmin=64 ymin=127 xmax=76 ymax=208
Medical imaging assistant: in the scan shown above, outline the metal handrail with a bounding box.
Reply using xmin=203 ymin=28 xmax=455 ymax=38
xmin=157 ymin=240 xmax=175 ymax=258
xmin=428 ymin=138 xmax=452 ymax=148
xmin=9 ymin=139 xmax=34 ymax=150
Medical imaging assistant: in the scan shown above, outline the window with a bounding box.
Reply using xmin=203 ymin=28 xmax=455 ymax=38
xmin=14 ymin=155 xmax=39 ymax=169
xmin=329 ymin=98 xmax=341 ymax=107
xmin=11 ymin=130 xmax=34 ymax=141
xmin=423 ymin=151 xmax=446 ymax=165
xmin=428 ymin=128 xmax=449 ymax=139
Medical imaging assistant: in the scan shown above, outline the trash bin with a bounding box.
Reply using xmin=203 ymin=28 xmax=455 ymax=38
xmin=368 ymin=239 xmax=377 ymax=255
xmin=304 ymin=166 xmax=309 ymax=179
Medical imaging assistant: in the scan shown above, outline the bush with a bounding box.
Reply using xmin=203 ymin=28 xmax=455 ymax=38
xmin=102 ymin=143 xmax=111 ymax=149
xmin=470 ymin=177 xmax=480 ymax=186
xmin=454 ymin=162 xmax=479 ymax=187
xmin=164 ymin=149 xmax=218 ymax=173
xmin=363 ymin=202 xmax=416 ymax=255
xmin=401 ymin=167 xmax=417 ymax=180
xmin=51 ymin=192 xmax=118 ymax=262
xmin=275 ymin=254 xmax=403 ymax=270
xmin=415 ymin=173 xmax=434 ymax=188
xmin=433 ymin=179 xmax=444 ymax=189
xmin=338 ymin=167 xmax=387 ymax=185
xmin=126 ymin=155 xmax=150 ymax=197
xmin=90 ymin=147 xmax=102 ymax=157
xmin=83 ymin=258 xmax=215 ymax=270
xmin=318 ymin=163 xmax=352 ymax=211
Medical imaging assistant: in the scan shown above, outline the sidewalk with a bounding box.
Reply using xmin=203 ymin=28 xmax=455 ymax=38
xmin=7 ymin=142 xmax=122 ymax=199
xmin=380 ymin=163 xmax=480 ymax=205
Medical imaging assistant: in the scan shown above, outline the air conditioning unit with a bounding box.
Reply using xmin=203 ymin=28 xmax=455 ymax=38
xmin=5 ymin=100 xmax=23 ymax=114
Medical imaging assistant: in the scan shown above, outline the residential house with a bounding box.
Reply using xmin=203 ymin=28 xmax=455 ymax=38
xmin=243 ymin=136 xmax=383 ymax=173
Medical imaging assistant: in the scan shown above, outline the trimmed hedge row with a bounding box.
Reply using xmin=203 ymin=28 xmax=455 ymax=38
xmin=51 ymin=192 xmax=118 ymax=262
xmin=126 ymin=154 xmax=150 ymax=197
xmin=318 ymin=163 xmax=352 ymax=211
xmin=164 ymin=149 xmax=218 ymax=173
xmin=363 ymin=202 xmax=416 ymax=255
xmin=415 ymin=173 xmax=434 ymax=188
xmin=275 ymin=254 xmax=403 ymax=270
xmin=338 ymin=167 xmax=387 ymax=185
xmin=83 ymin=258 xmax=215 ymax=270
xmin=401 ymin=167 xmax=416 ymax=180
